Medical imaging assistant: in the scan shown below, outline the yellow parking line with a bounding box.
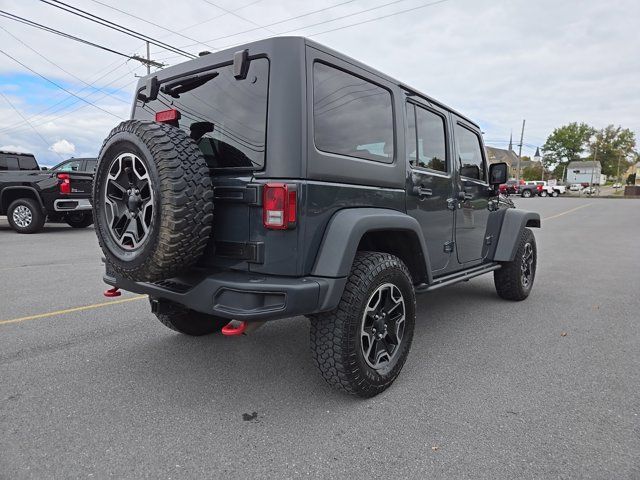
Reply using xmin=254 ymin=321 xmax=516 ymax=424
xmin=544 ymin=203 xmax=592 ymax=220
xmin=0 ymin=295 xmax=147 ymax=326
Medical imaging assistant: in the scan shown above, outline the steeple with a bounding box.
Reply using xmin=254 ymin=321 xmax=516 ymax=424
xmin=508 ymin=132 xmax=513 ymax=152
xmin=534 ymin=147 xmax=541 ymax=159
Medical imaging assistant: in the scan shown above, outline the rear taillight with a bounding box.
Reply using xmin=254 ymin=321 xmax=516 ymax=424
xmin=263 ymin=183 xmax=297 ymax=230
xmin=155 ymin=109 xmax=181 ymax=125
xmin=57 ymin=173 xmax=71 ymax=194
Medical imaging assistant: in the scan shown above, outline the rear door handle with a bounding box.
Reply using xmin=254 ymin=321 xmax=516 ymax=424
xmin=413 ymin=186 xmax=433 ymax=198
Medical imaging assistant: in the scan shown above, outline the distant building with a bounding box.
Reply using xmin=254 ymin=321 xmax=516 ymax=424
xmin=485 ymin=146 xmax=535 ymax=179
xmin=566 ymin=160 xmax=604 ymax=185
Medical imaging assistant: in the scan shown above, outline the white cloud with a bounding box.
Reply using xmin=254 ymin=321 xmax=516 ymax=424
xmin=0 ymin=144 xmax=30 ymax=153
xmin=49 ymin=139 xmax=76 ymax=155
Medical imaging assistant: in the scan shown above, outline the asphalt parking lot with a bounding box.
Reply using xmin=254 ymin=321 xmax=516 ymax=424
xmin=1 ymin=197 xmax=639 ymax=479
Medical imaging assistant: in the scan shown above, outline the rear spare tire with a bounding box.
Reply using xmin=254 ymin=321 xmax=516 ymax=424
xmin=93 ymin=120 xmax=213 ymax=282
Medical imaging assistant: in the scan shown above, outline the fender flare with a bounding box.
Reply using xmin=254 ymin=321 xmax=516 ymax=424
xmin=0 ymin=186 xmax=45 ymax=213
xmin=311 ymin=207 xmax=432 ymax=281
xmin=492 ymin=208 xmax=541 ymax=262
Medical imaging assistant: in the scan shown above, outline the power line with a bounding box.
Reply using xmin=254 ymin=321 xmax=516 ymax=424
xmin=0 ymin=48 xmax=122 ymax=119
xmin=0 ymin=91 xmax=64 ymax=159
xmin=0 ymin=65 xmax=135 ymax=135
xmin=39 ymin=0 xmax=196 ymax=59
xmin=206 ymin=0 xmax=450 ymax=53
xmin=86 ymin=0 xmax=216 ymax=50
xmin=200 ymin=0 xmax=275 ymax=34
xmin=0 ymin=11 xmax=135 ymax=60
xmin=0 ymin=24 xmax=128 ymax=105
xmin=306 ymin=0 xmax=450 ymax=38
xmin=174 ymin=0 xmax=358 ymax=49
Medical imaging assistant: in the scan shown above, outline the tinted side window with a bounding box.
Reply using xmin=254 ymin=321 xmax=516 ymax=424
xmin=415 ymin=105 xmax=447 ymax=172
xmin=0 ymin=156 xmax=6 ymax=171
xmin=455 ymin=124 xmax=486 ymax=181
xmin=313 ymin=63 xmax=394 ymax=163
xmin=4 ymin=157 xmax=19 ymax=170
xmin=85 ymin=160 xmax=97 ymax=172
xmin=18 ymin=156 xmax=38 ymax=170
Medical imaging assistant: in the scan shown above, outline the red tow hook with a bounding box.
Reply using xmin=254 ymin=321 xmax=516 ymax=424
xmin=103 ymin=287 xmax=121 ymax=298
xmin=221 ymin=320 xmax=247 ymax=336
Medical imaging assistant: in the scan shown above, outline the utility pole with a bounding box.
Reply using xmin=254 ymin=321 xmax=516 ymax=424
xmin=517 ymin=119 xmax=525 ymax=181
xmin=590 ymin=143 xmax=598 ymax=195
xmin=146 ymin=41 xmax=151 ymax=75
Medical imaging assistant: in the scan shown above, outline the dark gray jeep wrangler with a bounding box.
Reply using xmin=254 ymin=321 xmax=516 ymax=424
xmin=93 ymin=37 xmax=540 ymax=397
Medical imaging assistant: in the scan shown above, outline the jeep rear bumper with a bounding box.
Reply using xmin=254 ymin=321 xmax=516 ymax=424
xmin=103 ymin=269 xmax=346 ymax=321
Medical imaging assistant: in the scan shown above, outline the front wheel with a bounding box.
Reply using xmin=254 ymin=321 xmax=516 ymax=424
xmin=521 ymin=189 xmax=532 ymax=198
xmin=494 ymin=228 xmax=537 ymax=301
xmin=7 ymin=198 xmax=45 ymax=234
xmin=310 ymin=251 xmax=416 ymax=397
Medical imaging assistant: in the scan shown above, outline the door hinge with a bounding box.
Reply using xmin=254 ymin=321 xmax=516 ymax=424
xmin=446 ymin=198 xmax=456 ymax=211
xmin=443 ymin=241 xmax=455 ymax=253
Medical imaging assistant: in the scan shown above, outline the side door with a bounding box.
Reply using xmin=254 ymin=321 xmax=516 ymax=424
xmin=453 ymin=118 xmax=493 ymax=264
xmin=405 ymin=100 xmax=455 ymax=273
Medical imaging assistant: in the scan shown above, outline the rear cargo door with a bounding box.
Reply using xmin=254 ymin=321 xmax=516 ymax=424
xmin=132 ymin=57 xmax=271 ymax=272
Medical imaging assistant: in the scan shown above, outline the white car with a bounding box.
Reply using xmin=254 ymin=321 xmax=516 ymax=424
xmin=582 ymin=186 xmax=598 ymax=195
xmin=569 ymin=184 xmax=582 ymax=191
xmin=612 ymin=183 xmax=622 ymax=189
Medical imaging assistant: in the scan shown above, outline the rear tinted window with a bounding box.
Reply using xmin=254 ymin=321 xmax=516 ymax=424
xmin=313 ymin=62 xmax=394 ymax=163
xmin=135 ymin=58 xmax=269 ymax=170
xmin=85 ymin=160 xmax=97 ymax=171
xmin=18 ymin=155 xmax=38 ymax=170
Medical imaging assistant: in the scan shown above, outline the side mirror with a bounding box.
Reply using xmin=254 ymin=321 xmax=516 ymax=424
xmin=40 ymin=166 xmax=48 ymax=171
xmin=489 ymin=162 xmax=508 ymax=186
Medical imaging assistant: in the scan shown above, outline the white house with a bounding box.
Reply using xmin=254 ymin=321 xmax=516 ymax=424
xmin=566 ymin=160 xmax=604 ymax=185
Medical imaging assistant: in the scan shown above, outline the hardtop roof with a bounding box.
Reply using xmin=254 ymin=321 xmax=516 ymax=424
xmin=138 ymin=36 xmax=479 ymax=129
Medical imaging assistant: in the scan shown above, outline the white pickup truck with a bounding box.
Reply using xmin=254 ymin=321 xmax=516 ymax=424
xmin=524 ymin=181 xmax=566 ymax=197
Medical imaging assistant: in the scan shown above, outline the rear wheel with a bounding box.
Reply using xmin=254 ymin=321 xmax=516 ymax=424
xmin=494 ymin=228 xmax=537 ymax=301
xmin=309 ymin=251 xmax=416 ymax=397
xmin=551 ymin=190 xmax=559 ymax=197
xmin=65 ymin=212 xmax=94 ymax=228
xmin=7 ymin=198 xmax=45 ymax=234
xmin=539 ymin=190 xmax=548 ymax=197
xmin=152 ymin=299 xmax=228 ymax=336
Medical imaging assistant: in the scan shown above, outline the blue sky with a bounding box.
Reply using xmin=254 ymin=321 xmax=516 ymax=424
xmin=0 ymin=0 xmax=638 ymax=167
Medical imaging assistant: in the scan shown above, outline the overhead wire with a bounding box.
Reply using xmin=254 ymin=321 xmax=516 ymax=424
xmin=0 ymin=48 xmax=122 ymax=119
xmin=199 ymin=0 xmax=275 ymax=34
xmin=39 ymin=0 xmax=196 ymax=58
xmin=0 ymin=10 xmax=140 ymax=61
xmin=0 ymin=65 xmax=138 ymax=135
xmin=0 ymin=91 xmax=64 ymax=159
xmin=86 ymin=0 xmax=216 ymax=50
xmin=0 ymin=24 xmax=128 ymax=105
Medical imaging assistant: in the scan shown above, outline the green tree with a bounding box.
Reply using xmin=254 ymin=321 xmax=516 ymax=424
xmin=542 ymin=122 xmax=595 ymax=179
xmin=522 ymin=163 xmax=543 ymax=181
xmin=589 ymin=125 xmax=636 ymax=178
